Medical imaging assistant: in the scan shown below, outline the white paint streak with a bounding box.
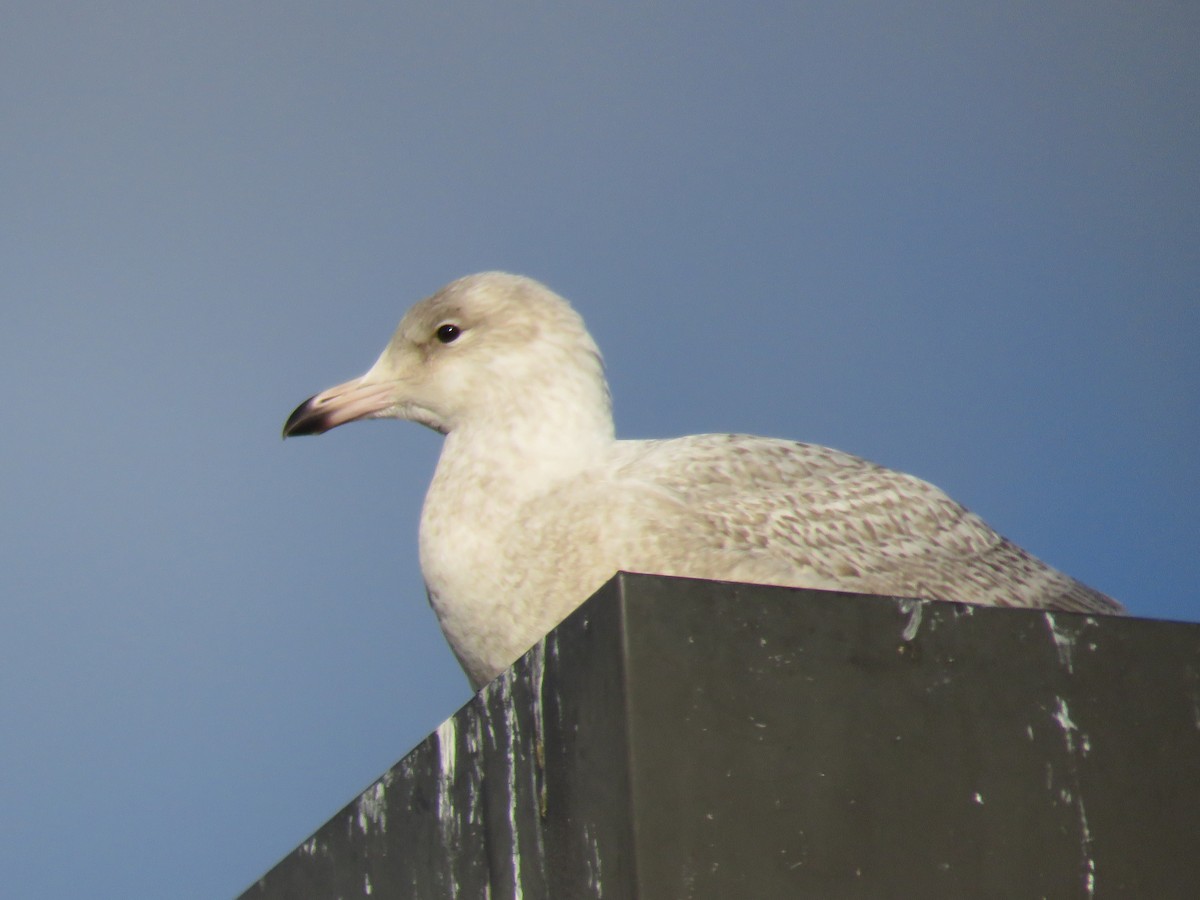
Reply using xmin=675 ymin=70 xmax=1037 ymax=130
xmin=530 ymin=641 xmax=551 ymax=828
xmin=465 ymin=716 xmax=484 ymax=825
xmin=1079 ymin=796 xmax=1096 ymax=898
xmin=1044 ymin=613 xmax=1076 ymax=673
xmin=356 ymin=774 xmax=390 ymax=835
xmin=435 ymin=714 xmax=461 ymax=893
xmin=582 ymin=822 xmax=604 ymax=896
xmin=486 ymin=675 xmax=525 ymax=899
xmin=531 ymin=641 xmax=547 ymax=768
xmin=1053 ymin=697 xmax=1078 ymax=754
xmin=507 ymin=692 xmax=524 ymax=898
xmin=436 ymin=717 xmax=457 ymax=820
xmin=1050 ymin=697 xmax=1096 ymax=896
xmin=900 ymin=600 xmax=923 ymax=642
xmin=545 ymin=631 xmax=563 ymax=729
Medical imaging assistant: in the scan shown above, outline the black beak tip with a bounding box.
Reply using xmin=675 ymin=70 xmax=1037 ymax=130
xmin=282 ymin=397 xmax=323 ymax=438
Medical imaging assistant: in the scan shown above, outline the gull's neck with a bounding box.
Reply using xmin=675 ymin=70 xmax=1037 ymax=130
xmin=442 ymin=392 xmax=615 ymax=487
xmin=431 ymin=345 xmax=617 ymax=499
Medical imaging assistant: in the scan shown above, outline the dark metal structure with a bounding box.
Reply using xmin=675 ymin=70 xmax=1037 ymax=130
xmin=240 ymin=573 xmax=1200 ymax=898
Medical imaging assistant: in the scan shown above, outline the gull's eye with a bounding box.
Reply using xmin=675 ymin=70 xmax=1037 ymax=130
xmin=436 ymin=323 xmax=462 ymax=344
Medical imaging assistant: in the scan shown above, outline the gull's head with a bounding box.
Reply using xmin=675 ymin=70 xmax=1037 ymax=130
xmin=283 ymin=272 xmax=611 ymax=439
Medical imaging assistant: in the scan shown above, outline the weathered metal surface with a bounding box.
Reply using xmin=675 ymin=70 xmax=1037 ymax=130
xmin=240 ymin=574 xmax=1200 ymax=899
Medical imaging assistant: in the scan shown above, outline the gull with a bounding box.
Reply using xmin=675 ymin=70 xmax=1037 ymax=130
xmin=284 ymin=272 xmax=1123 ymax=688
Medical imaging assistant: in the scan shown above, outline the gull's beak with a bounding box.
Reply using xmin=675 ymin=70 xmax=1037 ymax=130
xmin=282 ymin=375 xmax=396 ymax=437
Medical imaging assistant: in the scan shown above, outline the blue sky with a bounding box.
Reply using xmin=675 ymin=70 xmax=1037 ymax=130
xmin=2 ymin=3 xmax=1196 ymax=896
